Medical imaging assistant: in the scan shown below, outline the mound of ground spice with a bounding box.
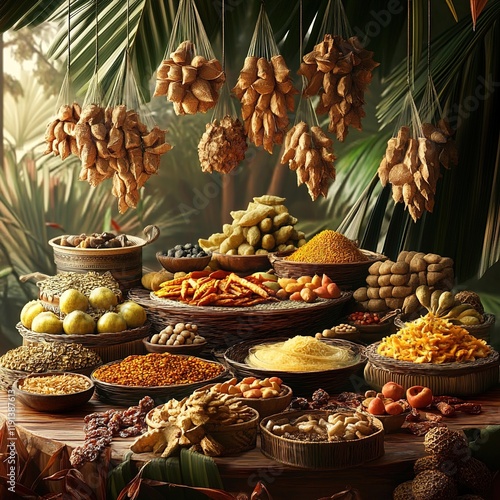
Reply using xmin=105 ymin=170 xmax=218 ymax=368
xmin=285 ymin=230 xmax=368 ymax=263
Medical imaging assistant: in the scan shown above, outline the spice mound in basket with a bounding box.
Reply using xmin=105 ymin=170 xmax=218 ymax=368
xmin=284 ymin=230 xmax=368 ymax=264
xmin=133 ymin=388 xmax=258 ymax=457
xmin=92 ymin=353 xmax=225 ymax=387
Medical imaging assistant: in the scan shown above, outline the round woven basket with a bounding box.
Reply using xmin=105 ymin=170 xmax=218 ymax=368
xmin=16 ymin=322 xmax=150 ymax=363
xmin=224 ymin=338 xmax=367 ymax=397
xmin=394 ymin=313 xmax=495 ymax=342
xmin=48 ymin=225 xmax=159 ymax=291
xmin=91 ymin=357 xmax=229 ymax=406
xmin=259 ymin=410 xmax=384 ymax=469
xmin=364 ymin=341 xmax=500 ymax=396
xmin=268 ymin=250 xmax=386 ymax=290
xmin=128 ymin=287 xmax=353 ymax=350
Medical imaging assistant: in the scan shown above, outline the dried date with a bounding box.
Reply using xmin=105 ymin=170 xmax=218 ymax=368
xmin=453 ymin=403 xmax=482 ymax=414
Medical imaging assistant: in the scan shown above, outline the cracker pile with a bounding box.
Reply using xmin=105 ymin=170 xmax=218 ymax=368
xmin=298 ymin=34 xmax=379 ymax=141
xmin=154 ymin=40 xmax=225 ymax=115
xmin=131 ymin=390 xmax=255 ymax=457
xmin=377 ymin=120 xmax=458 ymax=222
xmin=232 ymin=55 xmax=298 ymax=153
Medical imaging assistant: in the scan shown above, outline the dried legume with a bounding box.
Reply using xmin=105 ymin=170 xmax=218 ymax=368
xmin=285 ymin=230 xmax=367 ymax=264
xmin=92 ymin=353 xmax=224 ymax=386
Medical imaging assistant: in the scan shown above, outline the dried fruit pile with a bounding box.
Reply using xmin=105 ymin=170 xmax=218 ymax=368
xmin=280 ymin=121 xmax=336 ymax=200
xmin=298 ymin=34 xmax=379 ymax=141
xmin=154 ymin=40 xmax=225 ymax=115
xmin=377 ymin=120 xmax=458 ymax=222
xmin=353 ymin=250 xmax=454 ymax=313
xmin=198 ymin=115 xmax=248 ymax=174
xmin=232 ymin=55 xmax=298 ymax=153
xmin=44 ymin=103 xmax=172 ymax=214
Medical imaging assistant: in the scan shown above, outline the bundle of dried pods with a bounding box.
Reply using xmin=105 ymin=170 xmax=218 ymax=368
xmin=154 ymin=40 xmax=225 ymax=116
xmin=281 ymin=121 xmax=336 ymax=201
xmin=298 ymin=34 xmax=379 ymax=142
xmin=198 ymin=115 xmax=248 ymax=174
xmin=232 ymin=55 xmax=298 ymax=153
xmin=378 ymin=120 xmax=458 ymax=222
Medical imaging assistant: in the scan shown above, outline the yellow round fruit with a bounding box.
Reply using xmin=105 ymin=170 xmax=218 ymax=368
xmin=20 ymin=300 xmax=45 ymax=329
xmin=97 ymin=312 xmax=127 ymax=333
xmin=31 ymin=311 xmax=64 ymax=334
xmin=89 ymin=287 xmax=118 ymax=310
xmin=63 ymin=310 xmax=96 ymax=335
xmin=59 ymin=289 xmax=89 ymax=314
xmin=116 ymin=301 xmax=147 ymax=329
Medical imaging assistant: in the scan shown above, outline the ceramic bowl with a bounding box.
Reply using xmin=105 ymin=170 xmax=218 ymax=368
xmin=156 ymin=251 xmax=211 ymax=273
xmin=142 ymin=336 xmax=207 ymax=355
xmin=211 ymin=252 xmax=272 ymax=275
xmin=12 ymin=372 xmax=94 ymax=412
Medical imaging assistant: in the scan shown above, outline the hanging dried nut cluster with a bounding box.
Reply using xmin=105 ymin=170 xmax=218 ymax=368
xmin=44 ymin=103 xmax=80 ymax=160
xmin=377 ymin=120 xmax=457 ymax=222
xmin=198 ymin=116 xmax=248 ymax=174
xmin=281 ymin=121 xmax=336 ymax=200
xmin=232 ymin=55 xmax=298 ymax=153
xmin=154 ymin=40 xmax=225 ymax=116
xmin=298 ymin=34 xmax=379 ymax=142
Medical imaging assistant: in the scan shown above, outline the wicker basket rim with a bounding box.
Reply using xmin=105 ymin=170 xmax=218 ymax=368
xmin=16 ymin=321 xmax=151 ymax=345
xmin=365 ymin=341 xmax=499 ymax=372
xmin=269 ymin=249 xmax=387 ymax=266
xmin=91 ymin=357 xmax=228 ymax=389
xmin=224 ymin=338 xmax=367 ymax=375
xmin=259 ymin=410 xmax=384 ymax=445
xmin=394 ymin=312 xmax=495 ymax=330
xmin=150 ymin=291 xmax=352 ymax=314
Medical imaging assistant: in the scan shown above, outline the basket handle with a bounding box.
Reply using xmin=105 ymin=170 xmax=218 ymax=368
xmin=143 ymin=225 xmax=160 ymax=245
xmin=19 ymin=272 xmax=50 ymax=283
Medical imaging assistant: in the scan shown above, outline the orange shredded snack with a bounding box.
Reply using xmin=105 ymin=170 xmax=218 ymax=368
xmin=285 ymin=230 xmax=367 ymax=263
xmin=377 ymin=314 xmax=491 ymax=363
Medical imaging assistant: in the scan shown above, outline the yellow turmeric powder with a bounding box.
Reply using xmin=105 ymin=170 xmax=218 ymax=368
xmin=285 ymin=230 xmax=367 ymax=263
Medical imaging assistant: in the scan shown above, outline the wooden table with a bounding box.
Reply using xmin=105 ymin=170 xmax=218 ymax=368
xmin=1 ymin=386 xmax=499 ymax=499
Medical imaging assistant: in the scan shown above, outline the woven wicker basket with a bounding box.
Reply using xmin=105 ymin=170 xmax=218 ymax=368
xmin=364 ymin=342 xmax=500 ymax=396
xmin=224 ymin=338 xmax=367 ymax=397
xmin=91 ymin=357 xmax=229 ymax=406
xmin=16 ymin=322 xmax=150 ymax=363
xmin=128 ymin=288 xmax=353 ymax=350
xmin=259 ymin=410 xmax=384 ymax=469
xmin=394 ymin=313 xmax=495 ymax=342
xmin=0 ymin=364 xmax=101 ymax=391
xmin=268 ymin=250 xmax=386 ymax=290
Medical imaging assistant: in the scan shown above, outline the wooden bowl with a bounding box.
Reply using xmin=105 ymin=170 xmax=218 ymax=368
xmin=12 ymin=372 xmax=95 ymax=413
xmin=156 ymin=251 xmax=211 ymax=273
xmin=347 ymin=320 xmax=394 ymax=344
xmin=224 ymin=338 xmax=367 ymax=397
xmin=269 ymin=250 xmax=386 ymax=290
xmin=358 ymin=409 xmax=409 ymax=433
xmin=211 ymin=252 xmax=272 ymax=275
xmin=142 ymin=336 xmax=207 ymax=355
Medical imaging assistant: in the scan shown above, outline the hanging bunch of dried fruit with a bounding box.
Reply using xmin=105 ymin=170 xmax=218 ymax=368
xmin=377 ymin=120 xmax=457 ymax=222
xmin=70 ymin=103 xmax=171 ymax=214
xmin=198 ymin=116 xmax=248 ymax=174
xmin=281 ymin=122 xmax=336 ymax=200
xmin=232 ymin=55 xmax=299 ymax=153
xmin=154 ymin=40 xmax=225 ymax=116
xmin=43 ymin=103 xmax=81 ymax=160
xmin=298 ymin=34 xmax=379 ymax=141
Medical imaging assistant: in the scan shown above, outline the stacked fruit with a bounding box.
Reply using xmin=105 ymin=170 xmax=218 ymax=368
xmin=275 ymin=274 xmax=341 ymax=302
xmin=362 ymin=382 xmax=409 ymax=417
xmin=20 ymin=286 xmax=147 ymax=335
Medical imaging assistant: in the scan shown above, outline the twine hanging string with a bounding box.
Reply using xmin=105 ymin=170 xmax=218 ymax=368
xmin=82 ymin=0 xmax=103 ymax=106
xmin=247 ymin=2 xmax=279 ymax=58
xmin=56 ymin=0 xmax=73 ymax=107
xmin=318 ymin=0 xmax=352 ymax=40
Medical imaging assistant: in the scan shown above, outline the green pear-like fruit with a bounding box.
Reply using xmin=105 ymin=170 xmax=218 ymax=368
xmin=97 ymin=312 xmax=127 ymax=333
xmin=59 ymin=289 xmax=89 ymax=314
xmin=20 ymin=300 xmax=45 ymax=329
xmin=31 ymin=311 xmax=64 ymax=334
xmin=116 ymin=301 xmax=147 ymax=329
xmin=89 ymin=287 xmax=118 ymax=310
xmin=63 ymin=310 xmax=96 ymax=335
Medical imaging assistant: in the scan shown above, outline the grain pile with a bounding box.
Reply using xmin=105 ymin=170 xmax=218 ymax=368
xmin=285 ymin=230 xmax=367 ymax=264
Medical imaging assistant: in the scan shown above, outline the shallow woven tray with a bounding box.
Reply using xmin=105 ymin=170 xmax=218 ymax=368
xmin=16 ymin=322 xmax=150 ymax=363
xmin=394 ymin=313 xmax=495 ymax=342
xmin=224 ymin=338 xmax=367 ymax=397
xmin=127 ymin=287 xmax=353 ymax=350
xmin=91 ymin=357 xmax=229 ymax=406
xmin=268 ymin=250 xmax=386 ymax=290
xmin=0 ymin=364 xmax=101 ymax=391
xmin=259 ymin=410 xmax=384 ymax=469
xmin=364 ymin=342 xmax=500 ymax=396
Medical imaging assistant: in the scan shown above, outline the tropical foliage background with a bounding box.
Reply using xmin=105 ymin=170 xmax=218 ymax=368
xmin=0 ymin=0 xmax=499 ymax=356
